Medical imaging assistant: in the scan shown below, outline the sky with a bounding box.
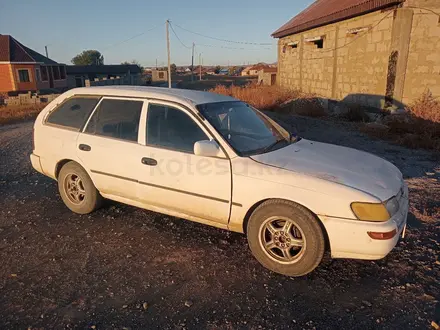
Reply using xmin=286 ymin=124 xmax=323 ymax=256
xmin=0 ymin=0 xmax=314 ymax=67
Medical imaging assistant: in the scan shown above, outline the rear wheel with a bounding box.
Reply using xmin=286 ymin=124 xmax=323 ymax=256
xmin=58 ymin=162 xmax=102 ymax=214
xmin=247 ymin=199 xmax=325 ymax=277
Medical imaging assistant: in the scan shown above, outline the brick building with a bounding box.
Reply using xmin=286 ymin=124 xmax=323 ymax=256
xmin=0 ymin=35 xmax=67 ymax=94
xmin=272 ymin=0 xmax=440 ymax=109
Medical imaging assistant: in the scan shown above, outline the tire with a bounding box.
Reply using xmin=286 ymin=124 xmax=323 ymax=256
xmin=58 ymin=161 xmax=102 ymax=214
xmin=247 ymin=199 xmax=325 ymax=277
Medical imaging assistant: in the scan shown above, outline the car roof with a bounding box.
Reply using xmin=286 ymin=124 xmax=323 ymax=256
xmin=64 ymin=86 xmax=236 ymax=106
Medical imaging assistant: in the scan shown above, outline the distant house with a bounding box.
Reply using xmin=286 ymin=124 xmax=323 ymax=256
xmin=0 ymin=35 xmax=67 ymax=94
xmin=241 ymin=64 xmax=272 ymax=76
xmin=151 ymin=69 xmax=168 ymax=82
xmin=258 ymin=67 xmax=277 ymax=86
xmin=66 ymin=64 xmax=141 ymax=88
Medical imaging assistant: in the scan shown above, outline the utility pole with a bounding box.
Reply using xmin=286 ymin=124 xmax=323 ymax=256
xmin=191 ymin=42 xmax=195 ymax=82
xmin=166 ymin=20 xmax=172 ymax=88
xmin=199 ymin=53 xmax=202 ymax=81
xmin=45 ymin=46 xmax=49 ymax=58
xmin=156 ymin=59 xmax=157 ymax=69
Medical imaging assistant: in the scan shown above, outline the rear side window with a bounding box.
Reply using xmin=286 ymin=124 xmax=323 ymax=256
xmin=85 ymin=99 xmax=143 ymax=142
xmin=46 ymin=96 xmax=100 ymax=130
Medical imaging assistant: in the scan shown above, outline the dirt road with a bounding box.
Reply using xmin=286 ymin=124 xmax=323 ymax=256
xmin=0 ymin=116 xmax=438 ymax=329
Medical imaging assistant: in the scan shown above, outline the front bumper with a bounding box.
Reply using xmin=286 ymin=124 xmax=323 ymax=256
xmin=319 ymin=184 xmax=409 ymax=260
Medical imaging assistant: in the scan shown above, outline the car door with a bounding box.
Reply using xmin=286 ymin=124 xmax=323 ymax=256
xmin=76 ymin=96 xmax=147 ymax=201
xmin=137 ymin=101 xmax=232 ymax=224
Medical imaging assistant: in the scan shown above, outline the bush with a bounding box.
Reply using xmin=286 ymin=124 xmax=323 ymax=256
xmin=361 ymin=114 xmax=440 ymax=152
xmin=408 ymin=90 xmax=440 ymax=123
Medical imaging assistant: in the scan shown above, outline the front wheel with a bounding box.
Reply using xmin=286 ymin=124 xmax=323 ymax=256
xmin=247 ymin=199 xmax=325 ymax=277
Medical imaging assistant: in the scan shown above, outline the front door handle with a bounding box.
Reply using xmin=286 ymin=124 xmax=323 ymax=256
xmin=141 ymin=157 xmax=157 ymax=166
xmin=79 ymin=144 xmax=91 ymax=151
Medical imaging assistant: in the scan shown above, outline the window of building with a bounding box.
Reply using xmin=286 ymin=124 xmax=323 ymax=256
xmin=288 ymin=42 xmax=299 ymax=49
xmin=41 ymin=66 xmax=48 ymax=81
xmin=305 ymin=36 xmax=325 ymax=49
xmin=53 ymin=66 xmax=61 ymax=80
xmin=59 ymin=66 xmax=66 ymax=79
xmin=46 ymin=96 xmax=101 ymax=130
xmin=35 ymin=68 xmax=41 ymax=82
xmin=159 ymin=72 xmax=164 ymax=79
xmin=147 ymin=104 xmax=208 ymax=153
xmin=18 ymin=69 xmax=30 ymax=82
xmin=85 ymin=99 xmax=143 ymax=142
xmin=315 ymin=39 xmax=324 ymax=49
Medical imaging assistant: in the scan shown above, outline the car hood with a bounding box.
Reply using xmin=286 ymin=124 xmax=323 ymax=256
xmin=251 ymin=139 xmax=403 ymax=201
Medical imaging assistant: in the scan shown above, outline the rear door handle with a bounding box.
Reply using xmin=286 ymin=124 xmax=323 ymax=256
xmin=79 ymin=144 xmax=91 ymax=151
xmin=141 ymin=157 xmax=157 ymax=166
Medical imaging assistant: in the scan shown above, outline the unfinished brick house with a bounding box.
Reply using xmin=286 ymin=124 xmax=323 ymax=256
xmin=0 ymin=35 xmax=67 ymax=95
xmin=272 ymin=0 xmax=440 ymax=109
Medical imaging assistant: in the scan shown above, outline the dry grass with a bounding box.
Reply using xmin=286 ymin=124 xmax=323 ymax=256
xmin=0 ymin=104 xmax=46 ymax=125
xmin=408 ymin=90 xmax=440 ymax=123
xmin=361 ymin=91 xmax=440 ymax=152
xmin=210 ymin=84 xmax=298 ymax=111
xmin=210 ymin=84 xmax=326 ymax=116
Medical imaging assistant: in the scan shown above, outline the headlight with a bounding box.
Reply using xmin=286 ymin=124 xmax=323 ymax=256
xmin=385 ymin=197 xmax=399 ymax=218
xmin=351 ymin=202 xmax=390 ymax=222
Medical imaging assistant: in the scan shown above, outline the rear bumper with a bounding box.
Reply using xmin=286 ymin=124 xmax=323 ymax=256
xmin=30 ymin=153 xmax=44 ymax=175
xmin=320 ymin=185 xmax=409 ymax=260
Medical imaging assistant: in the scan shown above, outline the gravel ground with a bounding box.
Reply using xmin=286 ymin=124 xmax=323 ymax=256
xmin=0 ymin=116 xmax=439 ymax=329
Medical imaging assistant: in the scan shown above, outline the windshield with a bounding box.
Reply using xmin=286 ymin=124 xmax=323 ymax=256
xmin=197 ymin=101 xmax=295 ymax=156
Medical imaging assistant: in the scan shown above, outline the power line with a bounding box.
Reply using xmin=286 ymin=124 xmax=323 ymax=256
xmin=173 ymin=23 xmax=273 ymax=46
xmin=196 ymin=43 xmax=272 ymax=51
xmin=169 ymin=22 xmax=192 ymax=49
xmin=101 ymin=23 xmax=164 ymax=51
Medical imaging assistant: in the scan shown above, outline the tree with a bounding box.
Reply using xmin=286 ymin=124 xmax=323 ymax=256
xmin=214 ymin=66 xmax=221 ymax=74
xmin=71 ymin=50 xmax=104 ymax=65
xmin=170 ymin=63 xmax=177 ymax=73
xmin=121 ymin=60 xmax=144 ymax=73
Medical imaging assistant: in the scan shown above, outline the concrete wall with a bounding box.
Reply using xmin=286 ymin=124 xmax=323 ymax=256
xmin=277 ymin=3 xmax=440 ymax=108
xmin=84 ymin=75 xmax=141 ymax=87
xmin=258 ymin=70 xmax=277 ymax=86
xmin=4 ymin=92 xmax=59 ymax=106
xmin=402 ymin=0 xmax=440 ymax=104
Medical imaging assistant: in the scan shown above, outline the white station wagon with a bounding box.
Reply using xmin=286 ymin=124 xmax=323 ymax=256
xmin=31 ymin=86 xmax=409 ymax=276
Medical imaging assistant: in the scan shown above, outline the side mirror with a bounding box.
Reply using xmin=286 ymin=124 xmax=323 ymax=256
xmin=194 ymin=140 xmax=225 ymax=158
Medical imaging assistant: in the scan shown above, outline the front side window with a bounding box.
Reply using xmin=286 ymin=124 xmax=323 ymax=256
xmin=197 ymin=101 xmax=292 ymax=156
xmin=85 ymin=99 xmax=143 ymax=142
xmin=46 ymin=96 xmax=100 ymax=130
xmin=18 ymin=69 xmax=30 ymax=82
xmin=147 ymin=104 xmax=208 ymax=153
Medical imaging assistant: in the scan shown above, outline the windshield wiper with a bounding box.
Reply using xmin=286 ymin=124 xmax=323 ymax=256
xmin=262 ymin=139 xmax=288 ymax=154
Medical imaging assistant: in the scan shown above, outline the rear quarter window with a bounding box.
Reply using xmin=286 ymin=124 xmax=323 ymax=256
xmin=46 ymin=96 xmax=100 ymax=130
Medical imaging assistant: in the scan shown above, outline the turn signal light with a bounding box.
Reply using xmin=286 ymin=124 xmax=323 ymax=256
xmin=367 ymin=229 xmax=397 ymax=240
